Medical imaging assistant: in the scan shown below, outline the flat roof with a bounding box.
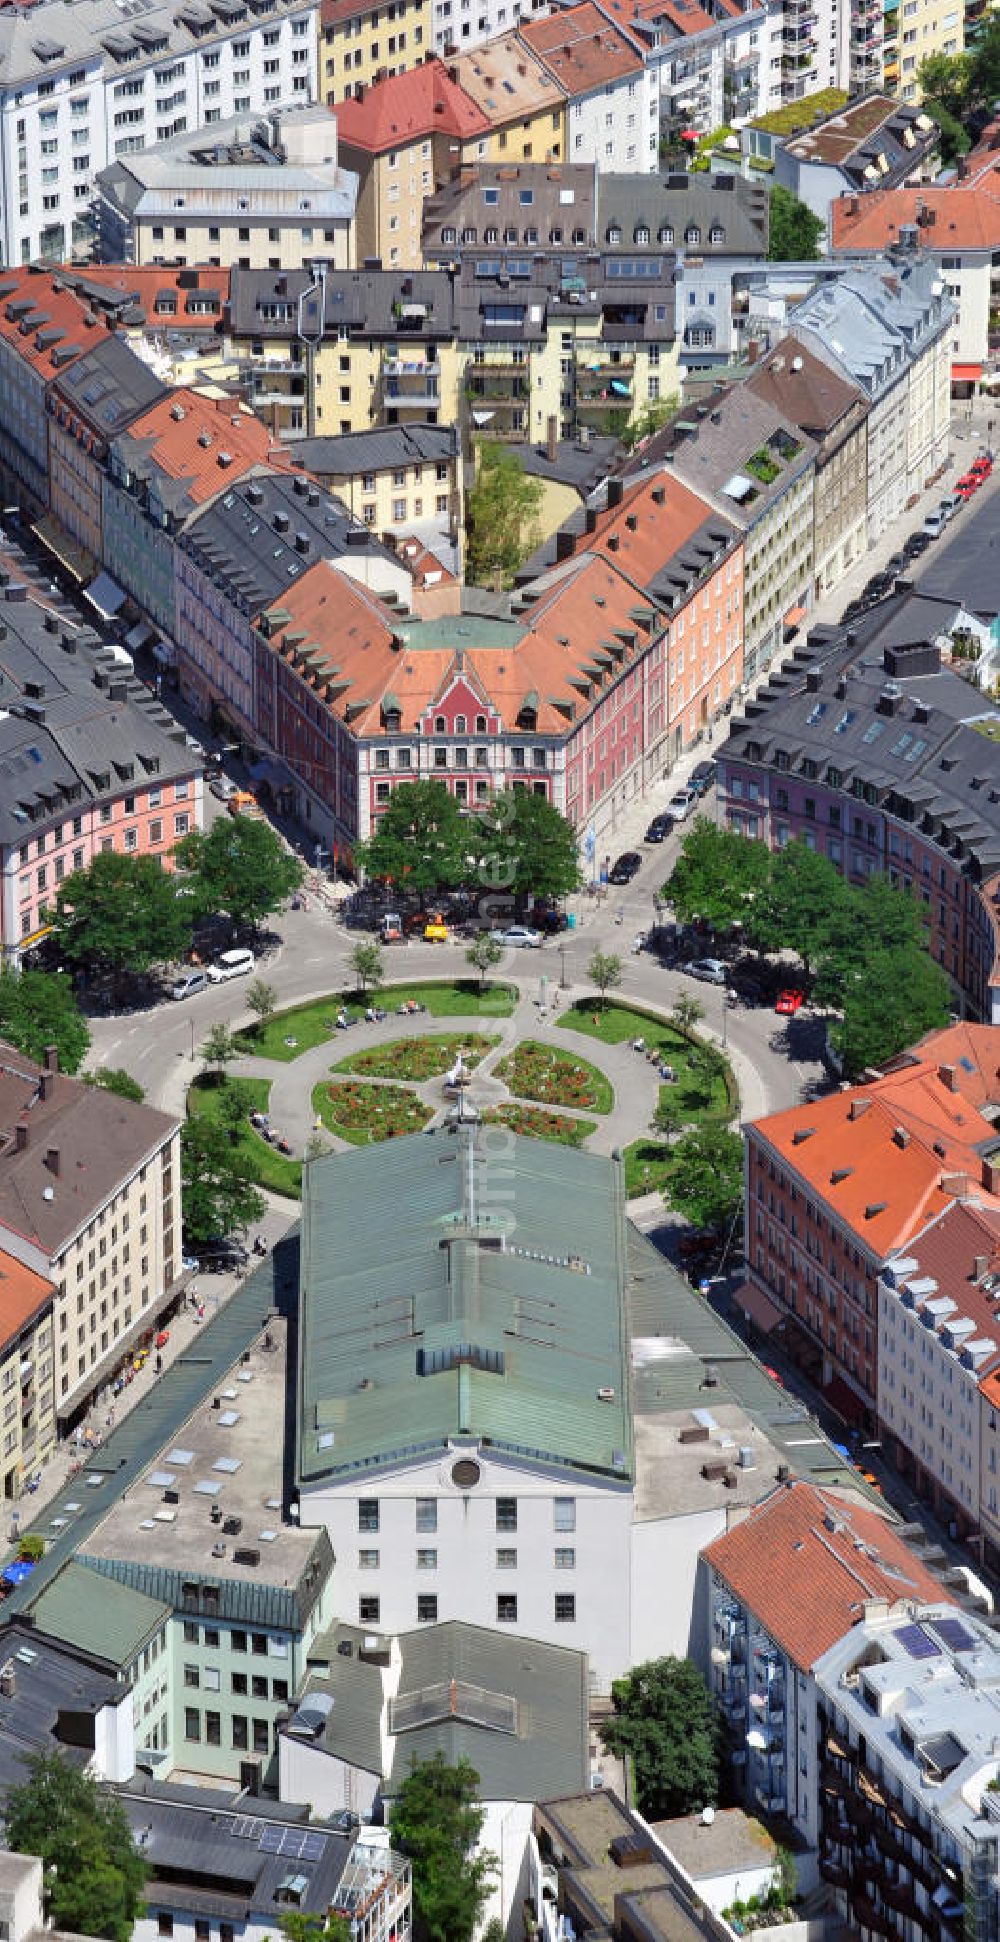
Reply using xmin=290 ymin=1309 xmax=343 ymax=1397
xmin=650 ymin=1809 xmax=777 ymax=1882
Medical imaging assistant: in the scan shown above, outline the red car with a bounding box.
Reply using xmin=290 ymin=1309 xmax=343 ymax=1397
xmin=775 ymin=988 xmax=805 ymax=1015
xmin=970 ymin=455 xmax=993 ymax=480
xmin=956 ymin=473 xmax=981 ymax=499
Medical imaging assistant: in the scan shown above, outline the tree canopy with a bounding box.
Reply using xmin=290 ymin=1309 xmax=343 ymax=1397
xmin=357 ymin=781 xmax=467 ymax=903
xmin=0 ymin=966 xmax=90 ymax=1074
xmin=466 ymin=445 xmax=543 ymax=588
xmin=46 ymin=851 xmax=193 ymax=982
xmin=82 ymin=1066 xmax=144 ymax=1103
xmin=175 ymin=817 xmax=302 ymax=930
xmin=767 ymin=184 xmax=825 ymax=262
xmin=667 ymin=819 xmax=771 ymax=930
xmin=916 ymin=30 xmax=1000 ymax=161
xmin=180 ymin=1112 xmax=265 ymax=1246
xmin=4 ymin=1753 xmax=147 ymax=1942
xmin=389 ymin=1754 xmax=497 ymax=1942
xmin=601 ymin=1658 xmax=719 ymax=1819
xmin=839 ymin=946 xmax=950 ymax=1078
xmin=476 ymin=791 xmax=580 ymax=904
xmin=667 ymin=1124 xmax=743 ymax=1229
xmin=749 ymin=838 xmax=853 ymax=975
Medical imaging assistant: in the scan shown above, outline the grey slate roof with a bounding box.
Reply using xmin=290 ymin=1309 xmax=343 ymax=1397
xmin=50 ymin=331 xmax=167 ymax=438
xmin=782 ymin=93 xmax=938 ymax=192
xmin=0 ymin=1620 xmax=125 ymax=1798
xmin=0 ymin=0 xmax=312 ymax=88
xmin=789 ymin=258 xmax=952 ymax=402
xmin=180 ymin=469 xmax=400 ymax=613
xmin=517 ymin=433 xmax=621 ymax=496
xmin=656 ymin=386 xmax=818 ymax=529
xmin=596 ymin=170 xmax=770 ymax=256
xmin=97 ymin=107 xmax=358 ymax=223
xmin=297 ymin=1128 xmax=632 ymax=1485
xmin=289 ymin=423 xmax=459 ymax=478
xmin=422 ymin=161 xmax=597 ymax=258
xmin=117 ymin=1790 xmax=355 ymax=1920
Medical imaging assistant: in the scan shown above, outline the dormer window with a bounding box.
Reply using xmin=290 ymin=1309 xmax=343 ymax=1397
xmin=607 ymin=225 xmax=622 ymax=245
xmin=685 ymin=225 xmax=701 ymax=245
xmin=659 ymin=225 xmax=673 ymax=245
xmin=384 ymin=708 xmax=401 ymax=733
xmin=635 ymin=224 xmax=650 ymax=244
xmin=709 ymin=225 xmax=725 ymax=244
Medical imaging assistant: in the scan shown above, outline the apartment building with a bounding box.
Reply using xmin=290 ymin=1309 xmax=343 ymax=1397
xmin=95 ymin=105 xmax=359 ymax=270
xmin=660 ymin=383 xmax=816 ymax=680
xmin=422 ymin=159 xmax=597 ymax=260
xmin=104 ymin=391 xmax=295 ymax=645
xmin=519 ymin=4 xmax=657 ymax=172
xmin=619 ymin=0 xmax=775 ymax=141
xmin=0 ymin=1257 xmax=56 ymax=1502
xmin=47 ymin=335 xmax=167 ymax=573
xmin=0 ymin=270 xmax=97 ymax=520
xmin=0 ymin=585 xmax=204 ymax=957
xmin=286 ymin=423 xmax=463 ymax=568
xmin=0 ymin=0 xmax=320 ymax=270
xmin=432 ymin=0 xmax=551 ymax=54
xmin=792 ymin=259 xmax=952 ymax=546
xmin=773 ymin=93 xmax=939 ymax=236
xmin=879 ymin=1196 xmax=1000 ymax=1542
xmin=831 ymin=181 xmax=1000 ymax=383
xmin=883 ymin=0 xmax=964 ymax=97
xmin=814 ymin=1605 xmax=1000 ymax=1939
xmin=716 ymin=614 xmax=1000 ymax=1020
xmin=0 ymin=1043 xmax=181 ymax=1441
xmin=742 ymin=1028 xmax=1000 ymax=1422
xmin=701 ymin=1478 xmax=950 ymax=1849
xmin=742 ymin=337 xmax=868 ymax=599
xmin=451 ymin=31 xmax=567 ymax=164
xmin=320 ymin=0 xmax=433 ymax=105
xmin=334 ymin=61 xmax=490 ymax=265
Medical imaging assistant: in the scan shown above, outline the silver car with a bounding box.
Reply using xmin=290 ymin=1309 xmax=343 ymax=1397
xmin=687 ymin=957 xmax=727 ymax=986
xmin=496 ymin=925 xmax=543 ymax=949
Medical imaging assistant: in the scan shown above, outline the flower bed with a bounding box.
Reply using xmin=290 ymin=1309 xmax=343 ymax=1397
xmin=333 ymin=1032 xmax=499 ymax=1081
xmin=312 ymin=1079 xmax=433 ymax=1144
xmin=483 ymin=1104 xmax=596 ymax=1147
xmin=495 ymin=1040 xmax=613 ymax=1114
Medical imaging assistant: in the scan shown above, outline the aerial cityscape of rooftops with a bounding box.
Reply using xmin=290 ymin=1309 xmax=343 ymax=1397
xmin=9 ymin=0 xmax=1000 ymax=1932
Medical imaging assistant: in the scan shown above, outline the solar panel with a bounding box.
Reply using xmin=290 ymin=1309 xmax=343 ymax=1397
xmin=258 ymin=1825 xmax=328 ymax=1860
xmin=230 ymin=1816 xmax=259 ymax=1840
xmin=894 ymin=1623 xmax=941 ymax=1660
xmin=933 ymin=1617 xmax=976 ymax=1654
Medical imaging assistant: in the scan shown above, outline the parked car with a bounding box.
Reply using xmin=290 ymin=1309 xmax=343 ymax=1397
xmin=689 ymin=760 xmax=717 ymax=797
xmin=970 ymin=454 xmax=993 ymax=480
xmin=884 ymin=553 xmax=905 ymax=577
xmin=209 ymin=774 xmax=237 ymax=803
xmin=956 ymin=473 xmax=981 ymax=500
xmin=608 ymin=851 xmax=642 ymax=885
xmin=645 ymin=814 xmax=675 ymax=844
xmin=197 ymin=1237 xmax=250 ymax=1272
xmin=171 ymin=969 xmax=208 ymax=1001
xmin=904 ymin=530 xmax=930 ymax=558
xmin=227 ymin=789 xmax=265 ymax=819
xmin=939 ymin=493 xmax=962 ymax=521
xmin=666 ymin=787 xmax=698 ymax=821
xmin=775 ymin=988 xmax=805 ymax=1015
xmin=922 ymin=508 xmax=947 ymax=539
xmin=496 ymin=924 xmax=543 ymax=948
xmin=207 ymin=947 xmax=255 ymax=983
xmin=687 ymin=957 xmax=728 ymax=985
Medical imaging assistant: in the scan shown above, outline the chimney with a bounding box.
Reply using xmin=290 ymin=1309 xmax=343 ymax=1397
xmin=14 ymin=1121 xmax=28 ymax=1152
xmin=546 ymin=414 xmax=558 ymax=464
xmin=939 ymin=1063 xmax=958 ymax=1091
xmin=39 ymin=1072 xmax=53 ymax=1102
xmin=44 ymin=1146 xmax=60 ymax=1177
xmin=606 ymin=478 xmax=624 ymax=509
xmin=556 ymin=529 xmax=576 ymax=561
xmin=957 ymin=155 xmax=969 ymax=181
xmin=983 ymin=1160 xmax=1000 ymax=1196
xmin=848 ymin=1097 xmax=871 ymax=1120
xmin=43 ymin=1045 xmax=58 ymax=1074
xmin=974 ymin=1253 xmax=991 ymax=1280
xmin=892 ymin=1125 xmax=910 ymax=1149
xmin=747 ymin=337 xmax=760 ymax=364
xmin=585 ymin=506 xmax=598 ymax=533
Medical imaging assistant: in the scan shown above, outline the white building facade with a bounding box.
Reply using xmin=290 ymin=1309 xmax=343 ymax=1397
xmin=0 ymin=0 xmax=319 ymax=268
xmin=565 ymin=66 xmax=659 ymax=172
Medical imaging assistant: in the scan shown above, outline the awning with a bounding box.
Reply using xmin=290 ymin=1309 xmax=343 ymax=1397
xmin=952 ymin=363 xmax=983 ymax=384
xmin=680 ymin=127 xmax=700 ymax=139
xmin=471 ymin=410 xmax=495 ymax=427
xmin=84 ymin=571 xmax=127 ymax=620
xmin=2 ymin=1560 xmax=35 ymax=1587
xmin=30 ymin=515 xmax=92 ymax=583
xmin=734 ymin=1280 xmax=784 ymax=1335
xmin=784 ymin=604 xmax=807 ymax=633
xmin=17 ymin=922 xmax=53 ymax=954
xmin=825 ymin=1370 xmax=868 ymax=1426
xmin=126 ymin=620 xmax=154 ymax=652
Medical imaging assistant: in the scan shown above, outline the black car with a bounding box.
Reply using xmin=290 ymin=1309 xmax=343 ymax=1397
xmin=608 ymin=851 xmax=642 ymax=885
xmin=689 ymin=759 xmax=717 ymax=796
xmin=197 ymin=1238 xmax=250 ymax=1272
xmin=884 ymin=553 xmax=906 ymax=577
xmin=841 ymin=600 xmax=863 ymax=624
xmin=645 ymin=814 xmax=674 ymax=843
xmin=904 ymin=530 xmax=930 ymax=559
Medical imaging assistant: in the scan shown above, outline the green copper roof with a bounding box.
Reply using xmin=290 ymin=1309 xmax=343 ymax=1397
xmin=30 ymin=1559 xmax=170 ymax=1669
xmin=297 ymin=1129 xmax=631 ymax=1485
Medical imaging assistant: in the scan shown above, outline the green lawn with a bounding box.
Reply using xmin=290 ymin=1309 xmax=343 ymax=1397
xmin=623 ymin=1138 xmax=673 ymax=1198
xmin=558 ymin=1001 xmax=735 ymax=1122
xmin=332 ymin=1032 xmax=500 ymax=1080
xmin=187 ymin=1074 xmax=302 ymax=1197
xmin=482 ymin=1103 xmax=596 ymax=1147
xmin=311 ymin=1078 xmax=433 ymax=1144
xmin=495 ymin=1040 xmax=613 ymax=1114
xmin=239 ymin=982 xmax=516 ymax=1060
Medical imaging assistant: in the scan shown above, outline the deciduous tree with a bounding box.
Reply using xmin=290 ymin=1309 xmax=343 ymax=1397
xmin=181 ymin=1114 xmax=265 ymax=1246
xmin=389 ymin=1753 xmax=497 ymax=1942
xmin=175 ymin=818 xmax=302 ymax=931
xmin=667 ymin=820 xmax=770 ymax=929
xmin=588 ymin=949 xmax=623 ymax=1008
xmin=601 ymin=1658 xmax=719 ymax=1819
xmin=82 ymin=1066 xmax=144 ymax=1103
xmin=350 ymin=940 xmax=386 ymax=995
xmin=667 ymin=1124 xmax=743 ymax=1229
xmin=466 ymin=445 xmax=543 ymax=588
xmin=466 ymin=931 xmax=505 ymax=992
xmin=47 ymin=851 xmax=193 ymax=985
xmin=0 ymin=966 xmax=90 ymax=1074
xmin=200 ymin=1022 xmax=240 ymax=1082
xmin=357 ymin=781 xmax=468 ymax=904
xmin=767 ymin=184 xmax=824 ymax=262
xmin=246 ymin=978 xmax=278 ymax=1030
xmin=476 ymin=791 xmax=580 ymax=906
xmin=839 ymin=946 xmax=949 ymax=1078
xmin=4 ymin=1753 xmax=147 ymax=1942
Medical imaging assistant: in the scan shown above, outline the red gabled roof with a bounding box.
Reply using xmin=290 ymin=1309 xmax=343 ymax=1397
xmin=0 ymin=268 xmax=96 ymax=383
xmin=520 ymin=1 xmax=646 ymax=87
xmin=704 ymin=1479 xmax=954 ymax=1670
xmin=831 ymin=182 xmax=1000 ymax=254
xmin=59 ymin=265 xmax=231 ymax=326
xmin=122 ymin=390 xmax=294 ymax=507
xmin=334 ymin=58 xmax=490 ymax=153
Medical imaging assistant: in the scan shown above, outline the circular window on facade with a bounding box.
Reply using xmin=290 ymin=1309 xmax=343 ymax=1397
xmin=451 ymin=1457 xmax=481 ymax=1490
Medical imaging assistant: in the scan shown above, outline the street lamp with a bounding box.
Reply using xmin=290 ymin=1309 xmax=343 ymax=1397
xmin=559 ymin=941 xmax=567 ymax=990
xmin=189 ymin=1018 xmax=195 ymax=1061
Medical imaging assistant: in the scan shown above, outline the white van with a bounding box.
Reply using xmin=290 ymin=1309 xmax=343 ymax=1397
xmin=208 ymin=948 xmax=255 ymax=984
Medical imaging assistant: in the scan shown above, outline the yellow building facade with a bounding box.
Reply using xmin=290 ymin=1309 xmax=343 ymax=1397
xmin=320 ymin=0 xmax=433 ymax=106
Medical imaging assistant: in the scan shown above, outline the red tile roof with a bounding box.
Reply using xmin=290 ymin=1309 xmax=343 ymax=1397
xmin=334 ymin=58 xmax=490 ymax=153
xmin=704 ymin=1480 xmax=955 ymax=1670
xmin=123 ymin=390 xmax=294 ymax=507
xmin=520 ymin=1 xmax=645 ymax=89
xmin=586 ymin=469 xmax=732 ymax=586
xmin=830 ymin=182 xmax=1000 ymax=254
xmin=886 ymin=1199 xmax=1000 ymax=1385
xmin=0 ymin=269 xmax=96 ymax=383
xmin=394 ymin=536 xmax=457 ymax=588
xmin=0 ymin=1251 xmax=54 ymax=1354
xmin=58 ymin=265 xmax=231 ymax=327
xmin=750 ymin=1036 xmax=1000 ymax=1259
